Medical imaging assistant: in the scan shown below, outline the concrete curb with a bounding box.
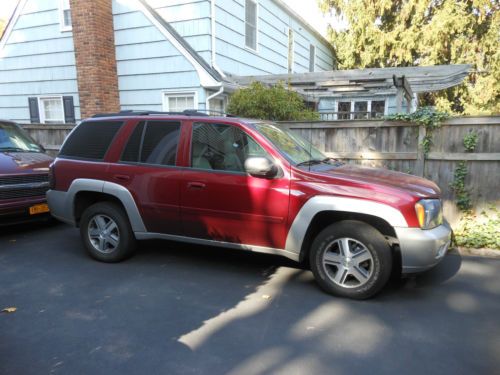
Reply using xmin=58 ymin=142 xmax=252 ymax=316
xmin=454 ymin=247 xmax=500 ymax=259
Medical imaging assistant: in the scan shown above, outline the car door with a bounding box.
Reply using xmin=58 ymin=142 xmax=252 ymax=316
xmin=109 ymin=120 xmax=184 ymax=235
xmin=180 ymin=121 xmax=290 ymax=249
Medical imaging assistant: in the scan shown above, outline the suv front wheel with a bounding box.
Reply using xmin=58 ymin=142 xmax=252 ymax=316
xmin=309 ymin=220 xmax=392 ymax=299
xmin=80 ymin=202 xmax=137 ymax=262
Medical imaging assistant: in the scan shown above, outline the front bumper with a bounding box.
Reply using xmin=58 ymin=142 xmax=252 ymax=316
xmin=395 ymin=221 xmax=452 ymax=274
xmin=0 ymin=196 xmax=50 ymax=226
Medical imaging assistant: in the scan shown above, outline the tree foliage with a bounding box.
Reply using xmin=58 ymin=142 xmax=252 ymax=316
xmin=227 ymin=81 xmax=320 ymax=121
xmin=319 ymin=0 xmax=499 ymax=115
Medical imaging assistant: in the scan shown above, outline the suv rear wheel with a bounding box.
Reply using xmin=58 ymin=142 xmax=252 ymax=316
xmin=309 ymin=220 xmax=392 ymax=299
xmin=80 ymin=202 xmax=136 ymax=262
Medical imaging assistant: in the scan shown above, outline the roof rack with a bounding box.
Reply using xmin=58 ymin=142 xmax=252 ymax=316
xmin=92 ymin=109 xmax=235 ymax=118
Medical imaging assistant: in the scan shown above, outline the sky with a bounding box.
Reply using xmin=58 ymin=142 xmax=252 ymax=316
xmin=0 ymin=0 xmax=339 ymax=37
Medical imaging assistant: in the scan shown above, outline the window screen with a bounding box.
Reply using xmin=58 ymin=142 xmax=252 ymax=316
xmin=191 ymin=123 xmax=267 ymax=172
xmin=60 ymin=121 xmax=123 ymax=160
xmin=245 ymin=0 xmax=257 ymax=50
xmin=121 ymin=122 xmax=145 ymax=162
xmin=140 ymin=121 xmax=181 ymax=166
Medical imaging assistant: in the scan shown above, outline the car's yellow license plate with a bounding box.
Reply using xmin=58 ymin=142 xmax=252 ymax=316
xmin=29 ymin=203 xmax=50 ymax=215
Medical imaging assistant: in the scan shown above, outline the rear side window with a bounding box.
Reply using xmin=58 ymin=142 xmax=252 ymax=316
xmin=60 ymin=120 xmax=123 ymax=160
xmin=120 ymin=121 xmax=180 ymax=166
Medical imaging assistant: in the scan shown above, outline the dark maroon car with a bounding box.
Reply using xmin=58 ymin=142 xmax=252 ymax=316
xmin=0 ymin=120 xmax=53 ymax=226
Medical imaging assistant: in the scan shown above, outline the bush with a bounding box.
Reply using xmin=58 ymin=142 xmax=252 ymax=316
xmin=227 ymin=81 xmax=319 ymax=121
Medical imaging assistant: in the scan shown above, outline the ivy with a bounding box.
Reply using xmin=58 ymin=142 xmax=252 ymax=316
xmin=454 ymin=207 xmax=500 ymax=249
xmin=463 ymin=131 xmax=478 ymax=152
xmin=385 ymin=107 xmax=449 ymax=156
xmin=450 ymin=161 xmax=471 ymax=211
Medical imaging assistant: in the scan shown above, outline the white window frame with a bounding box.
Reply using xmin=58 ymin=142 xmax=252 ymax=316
xmin=309 ymin=44 xmax=316 ymax=72
xmin=244 ymin=0 xmax=259 ymax=52
xmin=59 ymin=0 xmax=72 ymax=32
xmin=38 ymin=96 xmax=65 ymax=124
xmin=288 ymin=27 xmax=294 ymax=74
xmin=162 ymin=90 xmax=198 ymax=112
xmin=208 ymin=94 xmax=228 ymax=114
xmin=332 ymin=98 xmax=387 ymax=120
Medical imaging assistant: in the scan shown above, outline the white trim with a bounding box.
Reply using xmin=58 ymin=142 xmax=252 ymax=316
xmin=309 ymin=44 xmax=316 ymax=72
xmin=210 ymin=0 xmax=225 ymax=77
xmin=244 ymin=0 xmax=259 ymax=53
xmin=0 ymin=0 xmax=28 ymax=54
xmin=133 ymin=0 xmax=220 ymax=87
xmin=38 ymin=96 xmax=65 ymax=124
xmin=284 ymin=195 xmax=408 ymax=255
xmin=287 ymin=27 xmax=294 ymax=74
xmin=59 ymin=0 xmax=72 ymax=32
xmin=206 ymin=87 xmax=224 ymax=113
xmin=162 ymin=90 xmax=199 ymax=112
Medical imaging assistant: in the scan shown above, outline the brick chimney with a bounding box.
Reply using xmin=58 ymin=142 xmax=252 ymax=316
xmin=70 ymin=0 xmax=120 ymax=118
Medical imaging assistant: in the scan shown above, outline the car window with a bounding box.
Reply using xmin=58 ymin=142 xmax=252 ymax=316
xmin=120 ymin=121 xmax=180 ymax=166
xmin=191 ymin=122 xmax=267 ymax=172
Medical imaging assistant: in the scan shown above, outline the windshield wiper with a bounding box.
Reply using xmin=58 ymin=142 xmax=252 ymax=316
xmin=296 ymin=159 xmax=324 ymax=167
xmin=0 ymin=147 xmax=25 ymax=152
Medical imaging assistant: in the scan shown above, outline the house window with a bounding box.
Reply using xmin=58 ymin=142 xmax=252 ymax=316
xmin=163 ymin=92 xmax=197 ymax=112
xmin=245 ymin=0 xmax=258 ymax=50
xmin=337 ymin=102 xmax=351 ymax=120
xmin=309 ymin=44 xmax=316 ymax=72
xmin=209 ymin=97 xmax=226 ymax=115
xmin=60 ymin=0 xmax=72 ymax=31
xmin=371 ymin=100 xmax=385 ymax=118
xmin=354 ymin=101 xmax=368 ymax=119
xmin=288 ymin=28 xmax=294 ymax=73
xmin=40 ymin=97 xmax=65 ymax=123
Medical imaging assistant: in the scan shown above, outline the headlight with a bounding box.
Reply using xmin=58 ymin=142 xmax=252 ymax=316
xmin=415 ymin=199 xmax=443 ymax=229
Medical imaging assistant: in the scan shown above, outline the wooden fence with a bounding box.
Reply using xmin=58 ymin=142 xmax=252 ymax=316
xmin=21 ymin=116 xmax=500 ymax=224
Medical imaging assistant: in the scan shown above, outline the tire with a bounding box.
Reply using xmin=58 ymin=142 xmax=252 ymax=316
xmin=80 ymin=202 xmax=137 ymax=262
xmin=309 ymin=220 xmax=392 ymax=299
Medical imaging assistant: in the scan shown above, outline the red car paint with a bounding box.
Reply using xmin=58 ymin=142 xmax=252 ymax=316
xmin=51 ymin=115 xmax=439 ymax=248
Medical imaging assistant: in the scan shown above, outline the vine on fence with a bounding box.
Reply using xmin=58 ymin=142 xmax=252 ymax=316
xmin=385 ymin=107 xmax=449 ymax=156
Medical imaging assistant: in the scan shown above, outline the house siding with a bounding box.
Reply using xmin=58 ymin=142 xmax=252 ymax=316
xmin=214 ymin=0 xmax=334 ymax=75
xmin=113 ymin=0 xmax=208 ymax=111
xmin=0 ymin=0 xmax=80 ymax=122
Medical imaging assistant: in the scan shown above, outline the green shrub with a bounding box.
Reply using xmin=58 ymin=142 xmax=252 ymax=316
xmin=227 ymin=81 xmax=320 ymax=121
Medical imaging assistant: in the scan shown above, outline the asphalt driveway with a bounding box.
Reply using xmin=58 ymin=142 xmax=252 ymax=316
xmin=1 ymin=222 xmax=499 ymax=375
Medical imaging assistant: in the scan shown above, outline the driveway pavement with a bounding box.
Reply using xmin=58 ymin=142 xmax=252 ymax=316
xmin=1 ymin=222 xmax=499 ymax=375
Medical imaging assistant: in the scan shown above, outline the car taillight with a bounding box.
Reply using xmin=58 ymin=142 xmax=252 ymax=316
xmin=48 ymin=162 xmax=56 ymax=189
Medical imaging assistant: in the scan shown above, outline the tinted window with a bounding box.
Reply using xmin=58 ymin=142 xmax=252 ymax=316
xmin=191 ymin=123 xmax=267 ymax=172
xmin=140 ymin=121 xmax=180 ymax=166
xmin=121 ymin=122 xmax=145 ymax=162
xmin=60 ymin=121 xmax=123 ymax=160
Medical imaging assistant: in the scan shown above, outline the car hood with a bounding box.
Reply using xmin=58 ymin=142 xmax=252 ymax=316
xmin=0 ymin=151 xmax=53 ymax=175
xmin=295 ymin=163 xmax=440 ymax=201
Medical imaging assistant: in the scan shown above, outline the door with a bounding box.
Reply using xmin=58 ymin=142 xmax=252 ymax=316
xmin=180 ymin=121 xmax=290 ymax=249
xmin=109 ymin=120 xmax=184 ymax=234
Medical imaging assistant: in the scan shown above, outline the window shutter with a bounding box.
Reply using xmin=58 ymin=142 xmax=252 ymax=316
xmin=63 ymin=96 xmax=75 ymax=123
xmin=28 ymin=97 xmax=40 ymax=123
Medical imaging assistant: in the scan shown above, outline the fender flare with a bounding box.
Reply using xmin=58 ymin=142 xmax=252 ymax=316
xmin=284 ymin=195 xmax=408 ymax=255
xmin=67 ymin=178 xmax=147 ymax=232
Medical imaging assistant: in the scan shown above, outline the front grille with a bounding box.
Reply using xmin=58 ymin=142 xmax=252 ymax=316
xmin=0 ymin=174 xmax=49 ymax=200
xmin=0 ymin=174 xmax=48 ymax=185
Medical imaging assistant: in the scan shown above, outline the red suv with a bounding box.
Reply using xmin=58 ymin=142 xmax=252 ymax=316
xmin=0 ymin=120 xmax=53 ymax=225
xmin=47 ymin=111 xmax=451 ymax=299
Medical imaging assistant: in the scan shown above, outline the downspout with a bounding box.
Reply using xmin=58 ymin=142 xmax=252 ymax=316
xmin=210 ymin=0 xmax=225 ymax=78
xmin=205 ymin=86 xmax=224 ymax=113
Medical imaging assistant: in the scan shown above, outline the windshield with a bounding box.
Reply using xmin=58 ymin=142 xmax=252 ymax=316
xmin=254 ymin=122 xmax=328 ymax=166
xmin=0 ymin=122 xmax=42 ymax=152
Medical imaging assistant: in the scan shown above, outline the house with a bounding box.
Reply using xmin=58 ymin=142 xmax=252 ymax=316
xmin=0 ymin=0 xmax=335 ymax=123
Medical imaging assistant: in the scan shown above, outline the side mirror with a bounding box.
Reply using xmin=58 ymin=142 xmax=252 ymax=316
xmin=244 ymin=157 xmax=279 ymax=178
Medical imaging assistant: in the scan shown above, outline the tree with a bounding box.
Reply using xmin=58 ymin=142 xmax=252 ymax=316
xmin=226 ymin=81 xmax=320 ymax=121
xmin=319 ymin=0 xmax=499 ymax=115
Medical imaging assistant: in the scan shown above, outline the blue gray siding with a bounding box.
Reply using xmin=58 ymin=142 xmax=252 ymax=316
xmin=214 ymin=0 xmax=334 ymax=75
xmin=0 ymin=0 xmax=80 ymax=122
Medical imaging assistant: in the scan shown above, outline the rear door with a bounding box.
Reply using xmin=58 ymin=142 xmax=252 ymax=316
xmin=108 ymin=120 xmax=184 ymax=234
xmin=179 ymin=121 xmax=291 ymax=249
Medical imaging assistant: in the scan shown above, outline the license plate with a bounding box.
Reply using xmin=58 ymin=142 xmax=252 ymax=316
xmin=29 ymin=203 xmax=50 ymax=215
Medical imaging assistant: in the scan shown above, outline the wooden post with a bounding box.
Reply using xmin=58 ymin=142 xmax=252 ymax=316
xmin=415 ymin=124 xmax=426 ymax=177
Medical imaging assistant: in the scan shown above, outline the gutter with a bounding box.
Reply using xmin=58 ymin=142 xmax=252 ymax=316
xmin=210 ymin=0 xmax=226 ymax=78
xmin=205 ymin=86 xmax=224 ymax=112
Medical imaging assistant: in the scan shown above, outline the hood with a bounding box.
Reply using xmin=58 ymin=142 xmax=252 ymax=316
xmin=295 ymin=164 xmax=440 ymax=203
xmin=0 ymin=151 xmax=53 ymax=175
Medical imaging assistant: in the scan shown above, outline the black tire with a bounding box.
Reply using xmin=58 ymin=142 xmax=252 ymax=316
xmin=79 ymin=202 xmax=137 ymax=262
xmin=309 ymin=220 xmax=392 ymax=299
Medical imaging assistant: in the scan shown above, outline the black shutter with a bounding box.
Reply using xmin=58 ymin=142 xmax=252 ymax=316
xmin=63 ymin=96 xmax=75 ymax=123
xmin=28 ymin=97 xmax=40 ymax=123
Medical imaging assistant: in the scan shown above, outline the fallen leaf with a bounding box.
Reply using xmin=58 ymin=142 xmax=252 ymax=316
xmin=262 ymin=294 xmax=271 ymax=300
xmin=2 ymin=307 xmax=17 ymax=313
